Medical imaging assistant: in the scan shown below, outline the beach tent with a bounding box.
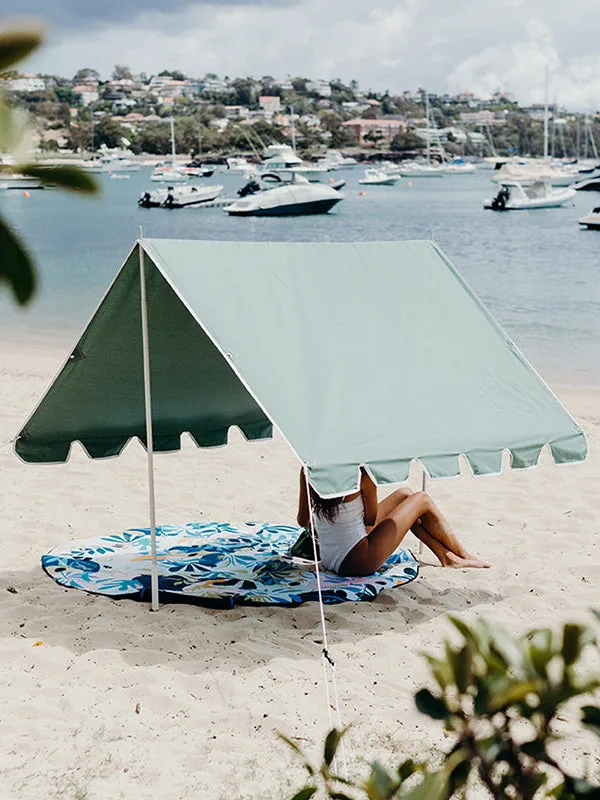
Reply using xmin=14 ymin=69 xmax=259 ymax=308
xmin=15 ymin=238 xmax=587 ymax=611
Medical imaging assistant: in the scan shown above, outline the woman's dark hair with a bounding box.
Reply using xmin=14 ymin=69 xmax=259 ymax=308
xmin=309 ymin=487 xmax=343 ymax=524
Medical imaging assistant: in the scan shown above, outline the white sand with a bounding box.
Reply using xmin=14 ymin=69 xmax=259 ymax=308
xmin=0 ymin=341 xmax=598 ymax=799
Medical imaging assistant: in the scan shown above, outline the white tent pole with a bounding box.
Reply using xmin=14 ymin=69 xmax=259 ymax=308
xmin=138 ymin=229 xmax=160 ymax=612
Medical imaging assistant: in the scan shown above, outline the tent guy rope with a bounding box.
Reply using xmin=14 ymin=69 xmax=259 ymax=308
xmin=303 ymin=465 xmax=348 ymax=779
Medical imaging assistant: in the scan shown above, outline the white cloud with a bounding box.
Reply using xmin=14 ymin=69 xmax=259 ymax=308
xmin=24 ymin=0 xmax=600 ymax=110
xmin=448 ymin=17 xmax=600 ymax=109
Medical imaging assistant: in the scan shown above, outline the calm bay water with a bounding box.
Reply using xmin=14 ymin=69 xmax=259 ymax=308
xmin=1 ymin=168 xmax=599 ymax=385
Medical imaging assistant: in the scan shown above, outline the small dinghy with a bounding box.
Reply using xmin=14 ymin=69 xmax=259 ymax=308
xmin=138 ymin=183 xmax=223 ymax=209
xmin=225 ymin=172 xmax=343 ymax=216
xmin=578 ymin=207 xmax=600 ymax=229
xmin=484 ymin=181 xmax=576 ymax=211
xmin=358 ymin=168 xmax=399 ymax=186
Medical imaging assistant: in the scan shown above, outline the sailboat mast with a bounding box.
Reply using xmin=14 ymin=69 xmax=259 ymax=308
xmin=170 ymin=116 xmax=176 ymax=165
xmin=290 ymin=105 xmax=297 ymax=153
xmin=543 ymin=65 xmax=549 ymax=160
xmin=425 ymin=90 xmax=430 ymax=163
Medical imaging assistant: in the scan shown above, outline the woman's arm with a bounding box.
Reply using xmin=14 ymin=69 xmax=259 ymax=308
xmin=360 ymin=468 xmax=378 ymax=526
xmin=297 ymin=467 xmax=310 ymax=527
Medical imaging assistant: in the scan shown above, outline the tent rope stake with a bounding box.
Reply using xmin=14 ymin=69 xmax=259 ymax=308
xmin=303 ymin=466 xmax=348 ymax=779
xmin=138 ymin=236 xmax=160 ymax=612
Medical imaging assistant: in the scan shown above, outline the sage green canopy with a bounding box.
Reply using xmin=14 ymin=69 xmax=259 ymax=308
xmin=15 ymin=238 xmax=586 ymax=496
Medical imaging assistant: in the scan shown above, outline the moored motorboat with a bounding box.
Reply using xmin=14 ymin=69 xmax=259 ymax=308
xmin=317 ymin=150 xmax=358 ymax=170
xmin=225 ymin=172 xmax=342 ymax=216
xmin=578 ymin=207 xmax=600 ymax=229
xmin=484 ymin=181 xmax=576 ymax=210
xmin=139 ymin=183 xmax=223 ymax=208
xmin=358 ymin=168 xmax=399 ymax=186
xmin=0 ymin=173 xmax=43 ymax=190
xmin=398 ymin=160 xmax=445 ymax=177
xmin=150 ymin=165 xmax=189 ymax=182
xmin=572 ymin=176 xmax=600 ymax=192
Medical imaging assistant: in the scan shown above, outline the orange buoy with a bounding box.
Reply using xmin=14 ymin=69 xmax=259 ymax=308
xmin=407 ymin=181 xmax=412 ymax=187
xmin=23 ymin=191 xmax=30 ymax=197
xmin=359 ymin=190 xmax=365 ymax=196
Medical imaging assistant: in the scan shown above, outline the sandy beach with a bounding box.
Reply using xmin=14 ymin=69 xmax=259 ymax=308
xmin=0 ymin=340 xmax=598 ymax=799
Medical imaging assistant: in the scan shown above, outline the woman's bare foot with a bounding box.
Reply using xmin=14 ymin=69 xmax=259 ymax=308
xmin=441 ymin=551 xmax=491 ymax=569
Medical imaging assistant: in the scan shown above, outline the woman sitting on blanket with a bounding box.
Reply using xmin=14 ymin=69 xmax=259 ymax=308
xmin=297 ymin=467 xmax=490 ymax=576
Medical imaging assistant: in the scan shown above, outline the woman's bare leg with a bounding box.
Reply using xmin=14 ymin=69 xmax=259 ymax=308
xmin=341 ymin=491 xmax=489 ymax=576
xmin=373 ymin=489 xmax=478 ymax=560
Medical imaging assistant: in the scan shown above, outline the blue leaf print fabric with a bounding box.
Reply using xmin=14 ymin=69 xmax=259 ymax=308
xmin=42 ymin=522 xmax=419 ymax=606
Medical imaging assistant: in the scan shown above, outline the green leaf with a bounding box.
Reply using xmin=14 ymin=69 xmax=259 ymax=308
xmin=364 ymin=761 xmax=397 ymax=800
xmin=278 ymin=732 xmax=305 ymax=758
xmin=278 ymin=733 xmax=314 ymax=777
xmin=453 ymin=643 xmax=473 ymax=694
xmin=415 ymin=689 xmax=447 ymax=720
xmin=324 ymin=728 xmax=343 ymax=767
xmin=19 ymin=165 xmax=98 ymax=194
xmin=329 ymin=793 xmax=354 ymax=800
xmin=489 ymin=624 xmax=525 ymax=674
xmin=0 ymin=215 xmax=36 ymax=305
xmin=291 ymin=787 xmax=317 ymax=800
xmin=528 ymin=628 xmax=555 ymax=675
xmin=424 ymin=655 xmax=453 ymax=690
xmin=0 ymin=29 xmax=43 ymax=73
xmin=397 ymin=759 xmax=421 ymax=782
xmin=447 ymin=615 xmax=478 ymax=647
xmin=487 ymin=679 xmax=541 ymax=713
xmin=581 ymin=705 xmax=600 ymax=737
xmin=562 ymin=624 xmax=584 ymax=666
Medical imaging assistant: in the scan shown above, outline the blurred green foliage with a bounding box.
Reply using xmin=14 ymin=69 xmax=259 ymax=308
xmin=0 ymin=25 xmax=98 ymax=306
xmin=283 ymin=612 xmax=600 ymax=799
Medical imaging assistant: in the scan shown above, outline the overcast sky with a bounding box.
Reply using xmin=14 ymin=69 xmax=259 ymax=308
xmin=5 ymin=0 xmax=599 ymax=109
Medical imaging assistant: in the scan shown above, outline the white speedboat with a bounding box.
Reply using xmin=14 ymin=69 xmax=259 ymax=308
xmin=139 ymin=183 xmax=223 ymax=208
xmin=398 ymin=160 xmax=445 ymax=177
xmin=225 ymin=172 xmax=342 ymax=216
xmin=484 ymin=181 xmax=576 ymax=210
xmin=579 ymin=207 xmax=600 ymax=229
xmin=358 ymin=168 xmax=399 ymax=186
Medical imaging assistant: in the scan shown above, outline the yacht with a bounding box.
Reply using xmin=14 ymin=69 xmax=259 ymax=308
xmin=83 ymin=146 xmax=140 ymax=173
xmin=150 ymin=164 xmax=188 ymax=182
xmin=398 ymin=160 xmax=445 ymax=177
xmin=578 ymin=207 xmax=600 ymax=229
xmin=260 ymin=144 xmax=330 ymax=182
xmin=0 ymin=173 xmax=42 ymax=190
xmin=150 ymin=117 xmax=188 ymax=182
xmin=484 ymin=181 xmax=576 ymax=210
xmin=223 ymin=156 xmax=258 ymax=174
xmin=400 ymin=90 xmax=446 ymax=177
xmin=572 ymin=176 xmax=600 ymax=192
xmin=445 ymin=159 xmax=476 ymax=174
xmin=317 ymin=150 xmax=358 ymax=170
xmin=491 ymin=162 xmax=577 ymax=188
xmin=139 ymin=183 xmax=223 ymax=208
xmin=225 ymin=172 xmax=343 ymax=216
xmin=358 ymin=168 xmax=399 ymax=186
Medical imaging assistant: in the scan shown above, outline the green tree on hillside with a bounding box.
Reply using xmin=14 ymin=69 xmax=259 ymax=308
xmin=111 ymin=64 xmax=132 ymax=81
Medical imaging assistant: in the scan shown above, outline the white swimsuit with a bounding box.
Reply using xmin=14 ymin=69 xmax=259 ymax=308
xmin=316 ymin=494 xmax=368 ymax=573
